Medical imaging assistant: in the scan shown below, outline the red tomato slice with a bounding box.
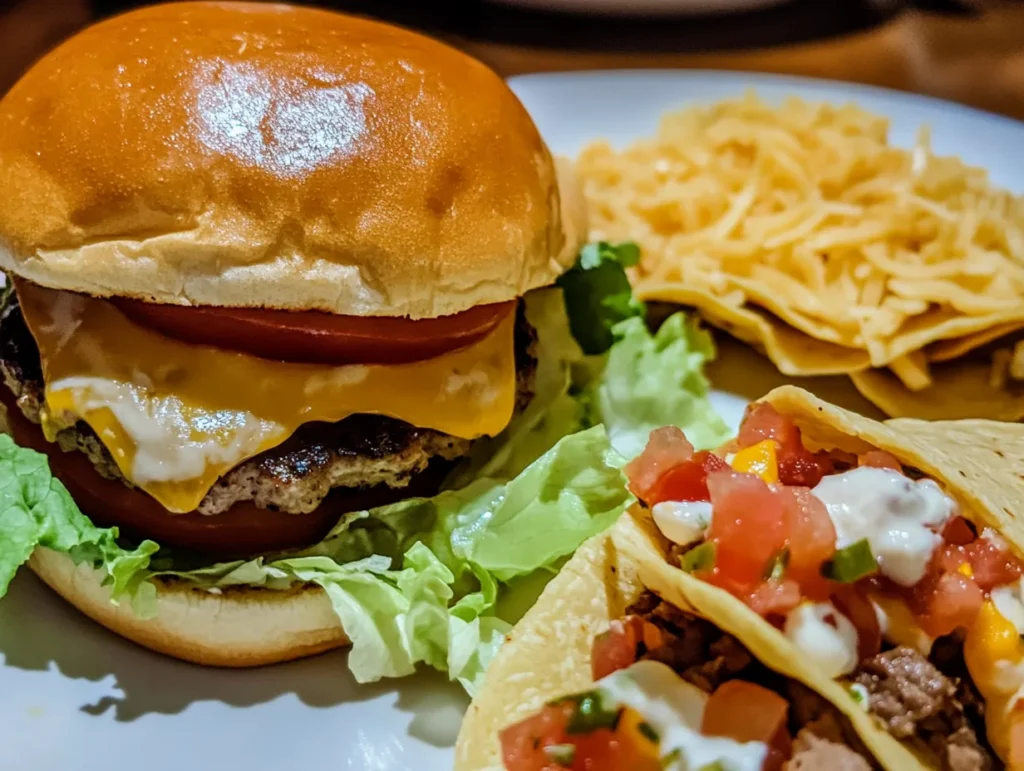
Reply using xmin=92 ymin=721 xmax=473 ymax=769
xmin=706 ymin=471 xmax=787 ymax=588
xmin=744 ymin=579 xmax=803 ymax=618
xmin=499 ymin=703 xmax=660 ymax=771
xmin=777 ymin=487 xmax=837 ymax=586
xmin=963 ymin=538 xmax=1024 ymax=591
xmin=702 ymin=680 xmax=792 ymax=770
xmin=942 ymin=516 xmax=977 ymax=546
xmin=626 ymin=427 xmax=695 ymax=503
xmin=858 ymin=450 xmax=902 ymax=470
xmin=912 ymin=567 xmax=984 ymax=637
xmin=831 ymin=586 xmax=882 ymax=660
xmin=737 ymin=403 xmax=833 ymax=487
xmin=0 ymin=385 xmax=421 ymax=556
xmin=644 ymin=451 xmax=729 ymax=506
xmin=111 ymin=295 xmax=516 ymax=365
xmin=591 ymin=617 xmax=664 ymax=680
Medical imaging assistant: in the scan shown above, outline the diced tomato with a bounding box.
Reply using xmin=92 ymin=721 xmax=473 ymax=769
xmin=500 ymin=702 xmax=660 ymax=771
xmin=942 ymin=516 xmax=977 ymax=546
xmin=831 ymin=586 xmax=882 ymax=660
xmin=777 ymin=487 xmax=837 ymax=585
xmin=744 ymin=579 xmax=803 ymax=618
xmin=737 ymin=403 xmax=833 ymax=487
xmin=912 ymin=568 xmax=984 ymax=638
xmin=644 ymin=451 xmax=728 ymax=506
xmin=591 ymin=617 xmax=664 ymax=680
xmin=702 ymin=680 xmax=792 ymax=771
xmin=706 ymin=471 xmax=788 ymax=587
xmin=963 ymin=538 xmax=1024 ymax=591
xmin=737 ymin=403 xmax=802 ymax=450
xmin=858 ymin=450 xmax=902 ymax=470
xmin=626 ymin=427 xmax=694 ymax=503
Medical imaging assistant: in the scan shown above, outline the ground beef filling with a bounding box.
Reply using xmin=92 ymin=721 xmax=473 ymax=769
xmin=854 ymin=645 xmax=995 ymax=771
xmin=626 ymin=593 xmax=875 ymax=770
xmin=0 ymin=291 xmax=538 ymax=516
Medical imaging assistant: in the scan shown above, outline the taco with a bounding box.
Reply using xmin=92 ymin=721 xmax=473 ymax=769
xmin=456 ymin=508 xmax=900 ymax=770
xmin=458 ymin=385 xmax=1024 ymax=770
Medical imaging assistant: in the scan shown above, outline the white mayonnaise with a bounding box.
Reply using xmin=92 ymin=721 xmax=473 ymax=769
xmin=51 ymin=377 xmax=284 ymax=485
xmin=597 ymin=661 xmax=767 ymax=771
xmin=811 ymin=467 xmax=957 ymax=586
xmin=784 ymin=602 xmax=859 ymax=679
xmin=652 ymin=501 xmax=713 ymax=546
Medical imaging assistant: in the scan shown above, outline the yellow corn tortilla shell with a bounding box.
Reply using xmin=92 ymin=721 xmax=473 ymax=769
xmin=927 ymin=322 xmax=1024 ymax=363
xmin=850 ymin=364 xmax=1024 ymax=422
xmin=639 ymin=282 xmax=871 ymax=376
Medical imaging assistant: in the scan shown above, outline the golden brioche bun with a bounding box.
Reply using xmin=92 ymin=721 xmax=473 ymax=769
xmin=0 ymin=2 xmax=585 ymax=318
xmin=29 ymin=547 xmax=349 ymax=667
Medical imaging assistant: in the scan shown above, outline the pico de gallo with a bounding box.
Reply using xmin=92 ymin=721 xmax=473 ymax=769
xmin=624 ymin=402 xmax=1022 ymax=770
xmin=500 ymin=593 xmax=875 ymax=771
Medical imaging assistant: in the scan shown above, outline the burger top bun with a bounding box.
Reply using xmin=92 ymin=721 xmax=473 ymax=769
xmin=0 ymin=2 xmax=585 ymax=319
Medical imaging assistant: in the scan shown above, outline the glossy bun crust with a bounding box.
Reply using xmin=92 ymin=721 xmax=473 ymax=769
xmin=29 ymin=548 xmax=349 ymax=666
xmin=0 ymin=2 xmax=584 ymax=318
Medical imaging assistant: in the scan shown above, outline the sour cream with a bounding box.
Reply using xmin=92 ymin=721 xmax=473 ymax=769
xmin=598 ymin=661 xmax=768 ymax=771
xmin=992 ymin=578 xmax=1024 ymax=635
xmin=784 ymin=602 xmax=859 ymax=679
xmin=811 ymin=467 xmax=957 ymax=586
xmin=651 ymin=501 xmax=713 ymax=546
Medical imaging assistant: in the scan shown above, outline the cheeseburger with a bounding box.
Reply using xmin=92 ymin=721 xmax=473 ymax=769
xmin=0 ymin=2 xmax=587 ymax=666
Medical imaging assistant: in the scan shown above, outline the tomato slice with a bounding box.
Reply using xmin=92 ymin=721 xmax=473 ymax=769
xmin=744 ymin=579 xmax=803 ymax=618
xmin=777 ymin=487 xmax=836 ymax=587
xmin=858 ymin=450 xmax=902 ymax=470
xmin=942 ymin=516 xmax=977 ymax=546
xmin=111 ymin=295 xmax=516 ymax=365
xmin=831 ymin=586 xmax=882 ymax=660
xmin=962 ymin=537 xmax=1023 ymax=591
xmin=591 ymin=617 xmax=664 ymax=680
xmin=737 ymin=403 xmax=833 ymax=487
xmin=706 ymin=470 xmax=787 ymax=588
xmin=702 ymin=680 xmax=792 ymax=770
xmin=644 ymin=451 xmax=728 ymax=506
xmin=626 ymin=427 xmax=695 ymax=503
xmin=0 ymin=385 xmax=436 ymax=556
xmin=500 ymin=702 xmax=660 ymax=771
xmin=911 ymin=568 xmax=984 ymax=638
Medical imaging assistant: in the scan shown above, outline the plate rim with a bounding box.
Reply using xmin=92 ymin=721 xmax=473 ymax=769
xmin=507 ymin=68 xmax=1024 ymax=132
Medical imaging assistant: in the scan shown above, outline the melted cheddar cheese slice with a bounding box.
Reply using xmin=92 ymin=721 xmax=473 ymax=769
xmin=17 ymin=282 xmax=516 ymax=513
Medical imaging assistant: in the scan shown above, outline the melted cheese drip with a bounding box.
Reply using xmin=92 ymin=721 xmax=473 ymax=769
xmin=17 ymin=282 xmax=517 ymax=513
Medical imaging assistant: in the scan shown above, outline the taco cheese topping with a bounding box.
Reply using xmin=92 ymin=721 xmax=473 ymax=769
xmin=626 ymin=401 xmax=1024 ymax=767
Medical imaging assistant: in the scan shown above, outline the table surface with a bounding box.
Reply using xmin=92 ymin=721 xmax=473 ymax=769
xmin=1 ymin=2 xmax=1023 ymax=120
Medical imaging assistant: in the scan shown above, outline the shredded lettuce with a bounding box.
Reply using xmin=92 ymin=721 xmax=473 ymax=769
xmin=0 ymin=242 xmax=729 ymax=691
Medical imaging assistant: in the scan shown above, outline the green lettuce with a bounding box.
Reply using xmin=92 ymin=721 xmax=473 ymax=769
xmin=0 ymin=241 xmax=729 ymax=691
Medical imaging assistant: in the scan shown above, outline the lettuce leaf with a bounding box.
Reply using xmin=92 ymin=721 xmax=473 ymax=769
xmin=556 ymin=241 xmax=644 ymax=355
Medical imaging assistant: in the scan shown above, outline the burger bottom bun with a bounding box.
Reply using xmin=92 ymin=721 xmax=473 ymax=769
xmin=28 ymin=548 xmax=350 ymax=667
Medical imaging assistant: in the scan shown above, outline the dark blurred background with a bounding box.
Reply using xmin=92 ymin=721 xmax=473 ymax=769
xmin=1 ymin=0 xmax=1023 ymax=117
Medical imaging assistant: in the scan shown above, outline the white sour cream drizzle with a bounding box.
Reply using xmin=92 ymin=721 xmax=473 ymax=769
xmin=811 ymin=467 xmax=958 ymax=586
xmin=783 ymin=602 xmax=859 ymax=678
xmin=597 ymin=661 xmax=768 ymax=771
xmin=651 ymin=501 xmax=713 ymax=547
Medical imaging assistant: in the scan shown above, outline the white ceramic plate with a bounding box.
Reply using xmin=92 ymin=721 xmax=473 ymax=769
xmin=5 ymin=70 xmax=1023 ymax=771
xmin=485 ymin=0 xmax=791 ymax=16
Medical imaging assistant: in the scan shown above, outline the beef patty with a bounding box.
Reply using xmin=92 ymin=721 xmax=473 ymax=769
xmin=0 ymin=288 xmax=537 ymax=516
